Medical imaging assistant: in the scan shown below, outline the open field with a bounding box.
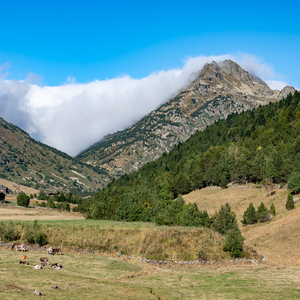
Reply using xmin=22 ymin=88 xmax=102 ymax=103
xmin=0 ymin=248 xmax=300 ymax=299
xmin=0 ymin=205 xmax=84 ymax=221
xmin=183 ymin=185 xmax=300 ymax=267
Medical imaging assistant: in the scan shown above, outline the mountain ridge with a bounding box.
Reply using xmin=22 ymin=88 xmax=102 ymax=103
xmin=77 ymin=60 xmax=296 ymax=179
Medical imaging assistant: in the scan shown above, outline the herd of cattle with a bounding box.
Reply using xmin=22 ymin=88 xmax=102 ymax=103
xmin=11 ymin=243 xmax=64 ymax=270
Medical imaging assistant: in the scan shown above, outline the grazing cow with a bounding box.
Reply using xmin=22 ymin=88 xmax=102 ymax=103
xmin=20 ymin=255 xmax=28 ymax=260
xmin=51 ymin=263 xmax=64 ymax=270
xmin=11 ymin=243 xmax=26 ymax=251
xmin=52 ymin=248 xmax=62 ymax=255
xmin=40 ymin=257 xmax=49 ymax=265
xmin=33 ymin=263 xmax=44 ymax=269
xmin=19 ymin=260 xmax=29 ymax=265
xmin=46 ymin=246 xmax=53 ymax=254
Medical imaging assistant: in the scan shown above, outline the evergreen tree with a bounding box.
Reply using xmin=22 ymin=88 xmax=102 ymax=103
xmin=17 ymin=192 xmax=30 ymax=207
xmin=220 ymin=174 xmax=228 ymax=189
xmin=286 ymin=193 xmax=295 ymax=210
xmin=256 ymin=202 xmax=270 ymax=222
xmin=223 ymin=222 xmax=244 ymax=258
xmin=287 ymin=172 xmax=300 ymax=194
xmin=241 ymin=202 xmax=257 ymax=225
xmin=270 ymin=202 xmax=276 ymax=216
xmin=212 ymin=203 xmax=236 ymax=235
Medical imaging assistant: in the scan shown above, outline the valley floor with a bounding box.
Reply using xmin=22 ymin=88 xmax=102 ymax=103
xmin=0 ymin=248 xmax=300 ymax=300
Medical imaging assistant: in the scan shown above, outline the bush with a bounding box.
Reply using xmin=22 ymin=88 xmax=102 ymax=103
xmin=23 ymin=220 xmax=48 ymax=246
xmin=286 ymin=193 xmax=295 ymax=210
xmin=46 ymin=197 xmax=56 ymax=208
xmin=0 ymin=221 xmax=20 ymax=241
xmin=38 ymin=190 xmax=47 ymax=200
xmin=17 ymin=192 xmax=30 ymax=207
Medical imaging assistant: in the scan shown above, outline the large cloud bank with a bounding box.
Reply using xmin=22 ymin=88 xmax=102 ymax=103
xmin=0 ymin=53 xmax=288 ymax=156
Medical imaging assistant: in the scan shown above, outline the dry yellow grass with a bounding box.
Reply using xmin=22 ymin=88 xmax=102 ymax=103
xmin=0 ymin=178 xmax=39 ymax=195
xmin=183 ymin=185 xmax=300 ymax=266
xmin=0 ymin=206 xmax=84 ymax=221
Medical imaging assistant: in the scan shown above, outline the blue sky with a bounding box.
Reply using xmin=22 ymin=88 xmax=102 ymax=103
xmin=1 ymin=0 xmax=300 ymax=156
xmin=1 ymin=0 xmax=300 ymax=87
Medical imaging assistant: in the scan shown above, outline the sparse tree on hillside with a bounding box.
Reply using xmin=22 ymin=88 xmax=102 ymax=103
xmin=270 ymin=202 xmax=276 ymax=216
xmin=286 ymin=193 xmax=295 ymax=210
xmin=241 ymin=202 xmax=257 ymax=225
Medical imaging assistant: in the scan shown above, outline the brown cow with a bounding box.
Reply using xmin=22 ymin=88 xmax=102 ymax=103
xmin=52 ymin=248 xmax=62 ymax=255
xmin=19 ymin=260 xmax=29 ymax=265
xmin=20 ymin=255 xmax=28 ymax=260
xmin=11 ymin=243 xmax=26 ymax=251
xmin=39 ymin=257 xmax=49 ymax=265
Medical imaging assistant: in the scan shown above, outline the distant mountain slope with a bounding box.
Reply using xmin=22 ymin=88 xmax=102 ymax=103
xmin=77 ymin=60 xmax=296 ymax=178
xmin=0 ymin=117 xmax=109 ymax=193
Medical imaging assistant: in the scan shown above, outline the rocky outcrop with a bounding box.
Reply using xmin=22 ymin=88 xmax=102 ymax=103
xmin=78 ymin=60 xmax=296 ymax=180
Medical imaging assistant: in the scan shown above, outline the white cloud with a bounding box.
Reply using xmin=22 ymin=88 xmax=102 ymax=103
xmin=0 ymin=53 xmax=291 ymax=157
xmin=265 ymin=80 xmax=288 ymax=90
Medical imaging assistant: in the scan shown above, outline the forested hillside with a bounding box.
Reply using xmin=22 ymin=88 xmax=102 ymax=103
xmin=78 ymin=60 xmax=295 ymax=180
xmin=80 ymin=91 xmax=299 ymax=223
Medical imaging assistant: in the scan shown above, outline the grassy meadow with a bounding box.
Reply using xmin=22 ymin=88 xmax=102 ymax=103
xmin=0 ymin=247 xmax=300 ymax=299
xmin=1 ymin=185 xmax=300 ymax=298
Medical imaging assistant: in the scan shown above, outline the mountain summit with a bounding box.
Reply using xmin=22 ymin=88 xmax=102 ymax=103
xmin=77 ymin=60 xmax=296 ymax=179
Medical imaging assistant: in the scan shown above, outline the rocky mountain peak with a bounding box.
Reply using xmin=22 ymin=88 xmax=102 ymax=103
xmin=78 ymin=60 xmax=296 ymax=184
xmin=277 ymin=86 xmax=297 ymax=100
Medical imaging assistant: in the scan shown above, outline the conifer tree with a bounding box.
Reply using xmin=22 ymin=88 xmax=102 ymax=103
xmin=223 ymin=222 xmax=244 ymax=258
xmin=270 ymin=202 xmax=276 ymax=216
xmin=256 ymin=202 xmax=270 ymax=222
xmin=286 ymin=193 xmax=295 ymax=210
xmin=241 ymin=202 xmax=257 ymax=225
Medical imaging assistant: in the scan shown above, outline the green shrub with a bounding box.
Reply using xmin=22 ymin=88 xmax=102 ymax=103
xmin=0 ymin=221 xmax=20 ymax=241
xmin=23 ymin=220 xmax=48 ymax=246
xmin=17 ymin=192 xmax=30 ymax=207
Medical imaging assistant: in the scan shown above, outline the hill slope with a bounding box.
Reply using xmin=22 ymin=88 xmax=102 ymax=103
xmin=77 ymin=90 xmax=300 ymax=224
xmin=77 ymin=60 xmax=296 ymax=179
xmin=0 ymin=118 xmax=109 ymax=193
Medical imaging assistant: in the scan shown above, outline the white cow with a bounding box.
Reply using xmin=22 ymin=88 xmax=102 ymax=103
xmin=33 ymin=263 xmax=44 ymax=269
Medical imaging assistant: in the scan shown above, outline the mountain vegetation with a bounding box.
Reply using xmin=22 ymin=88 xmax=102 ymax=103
xmin=77 ymin=60 xmax=296 ymax=181
xmin=0 ymin=118 xmax=109 ymax=194
xmin=79 ymin=90 xmax=300 ymax=224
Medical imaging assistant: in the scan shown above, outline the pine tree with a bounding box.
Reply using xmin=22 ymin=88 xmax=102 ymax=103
xmin=256 ymin=202 xmax=270 ymax=223
xmin=286 ymin=193 xmax=295 ymax=210
xmin=241 ymin=202 xmax=257 ymax=225
xmin=270 ymin=202 xmax=276 ymax=216
xmin=223 ymin=222 xmax=245 ymax=258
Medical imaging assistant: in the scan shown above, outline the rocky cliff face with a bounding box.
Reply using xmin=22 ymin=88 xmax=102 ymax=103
xmin=77 ymin=60 xmax=296 ymax=179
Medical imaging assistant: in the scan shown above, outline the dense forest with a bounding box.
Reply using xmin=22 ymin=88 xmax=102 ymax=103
xmin=78 ymin=91 xmax=300 ymax=225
